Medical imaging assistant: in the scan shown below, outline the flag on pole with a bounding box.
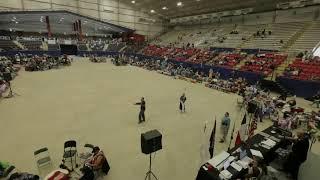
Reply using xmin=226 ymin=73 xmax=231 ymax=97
xmin=227 ymin=121 xmax=236 ymax=151
xmin=235 ymin=131 xmax=242 ymax=146
xmin=248 ymin=116 xmax=258 ymax=138
xmin=239 ymin=114 xmax=247 ymax=141
xmin=209 ymin=119 xmax=216 ymax=158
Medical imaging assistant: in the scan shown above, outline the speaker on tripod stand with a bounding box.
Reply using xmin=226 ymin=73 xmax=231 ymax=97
xmin=141 ymin=129 xmax=162 ymax=180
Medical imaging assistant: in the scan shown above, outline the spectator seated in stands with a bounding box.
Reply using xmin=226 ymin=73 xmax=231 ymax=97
xmin=230 ymin=30 xmax=239 ymax=34
xmin=285 ymin=55 xmax=320 ymax=80
xmin=206 ymin=51 xmax=245 ymax=68
xmin=284 ymin=67 xmax=301 ymax=77
xmin=241 ymin=53 xmax=287 ymax=75
xmin=89 ymin=39 xmax=107 ymax=51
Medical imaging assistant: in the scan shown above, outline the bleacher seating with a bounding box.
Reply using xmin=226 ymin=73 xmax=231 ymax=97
xmin=0 ymin=40 xmax=20 ymax=51
xmin=89 ymin=40 xmax=106 ymax=51
xmin=143 ymin=45 xmax=245 ymax=68
xmin=240 ymin=53 xmax=287 ymax=75
xmin=47 ymin=44 xmax=60 ymax=51
xmin=201 ymin=25 xmax=262 ymax=49
xmin=242 ymin=22 xmax=304 ymax=50
xmin=19 ymin=40 xmax=42 ymax=50
xmin=206 ymin=52 xmax=246 ymax=68
xmin=106 ymin=42 xmax=126 ymax=52
xmin=289 ymin=21 xmax=320 ymax=54
xmin=78 ymin=42 xmax=88 ymax=51
xmin=286 ymin=57 xmax=320 ymax=80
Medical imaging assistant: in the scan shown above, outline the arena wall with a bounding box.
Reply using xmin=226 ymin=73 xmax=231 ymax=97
xmin=0 ymin=0 xmax=164 ymax=38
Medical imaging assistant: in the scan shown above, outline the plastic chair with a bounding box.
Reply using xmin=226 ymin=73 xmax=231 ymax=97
xmin=34 ymin=147 xmax=53 ymax=176
xmin=34 ymin=147 xmax=52 ymax=168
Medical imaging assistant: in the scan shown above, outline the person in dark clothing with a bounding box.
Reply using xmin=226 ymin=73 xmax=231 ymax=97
xmin=284 ymin=131 xmax=310 ymax=180
xmin=80 ymin=166 xmax=94 ymax=180
xmin=135 ymin=97 xmax=146 ymax=123
xmin=179 ymin=93 xmax=187 ymax=113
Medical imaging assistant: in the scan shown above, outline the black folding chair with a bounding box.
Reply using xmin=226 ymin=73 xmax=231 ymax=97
xmin=63 ymin=140 xmax=78 ymax=171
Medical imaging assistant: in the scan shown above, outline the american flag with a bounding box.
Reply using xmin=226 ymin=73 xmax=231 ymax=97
xmin=248 ymin=116 xmax=258 ymax=138
xmin=227 ymin=121 xmax=236 ymax=151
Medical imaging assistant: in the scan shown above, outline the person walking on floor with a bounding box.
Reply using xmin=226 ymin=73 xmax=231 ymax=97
xmin=135 ymin=97 xmax=146 ymax=124
xmin=220 ymin=112 xmax=231 ymax=143
xmin=179 ymin=93 xmax=187 ymax=113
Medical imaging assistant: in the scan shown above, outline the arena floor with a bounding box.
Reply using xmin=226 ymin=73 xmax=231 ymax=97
xmin=0 ymin=57 xmax=319 ymax=180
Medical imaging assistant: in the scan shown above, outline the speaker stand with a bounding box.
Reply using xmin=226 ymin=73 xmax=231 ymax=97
xmin=144 ymin=153 xmax=158 ymax=180
xmin=5 ymin=82 xmax=20 ymax=98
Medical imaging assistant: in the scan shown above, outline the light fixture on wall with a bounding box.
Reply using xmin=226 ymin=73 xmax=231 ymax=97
xmin=150 ymin=9 xmax=155 ymax=13
xmin=177 ymin=2 xmax=183 ymax=6
xmin=131 ymin=0 xmax=135 ymax=3
xmin=162 ymin=6 xmax=167 ymax=10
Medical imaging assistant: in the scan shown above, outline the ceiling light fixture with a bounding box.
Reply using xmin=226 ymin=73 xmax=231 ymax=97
xmin=15 ymin=21 xmax=18 ymax=24
xmin=162 ymin=6 xmax=167 ymax=10
xmin=150 ymin=9 xmax=155 ymax=13
xmin=177 ymin=2 xmax=183 ymax=6
xmin=131 ymin=0 xmax=135 ymax=3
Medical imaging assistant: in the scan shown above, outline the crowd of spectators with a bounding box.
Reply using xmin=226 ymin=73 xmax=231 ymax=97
xmin=89 ymin=39 xmax=107 ymax=51
xmin=253 ymin=29 xmax=272 ymax=39
xmin=143 ymin=45 xmax=246 ymax=68
xmin=206 ymin=51 xmax=246 ymax=68
xmin=113 ymin=55 xmax=249 ymax=94
xmin=89 ymin=55 xmax=107 ymax=63
xmin=241 ymin=53 xmax=287 ymax=75
xmin=284 ymin=55 xmax=320 ymax=81
xmin=24 ymin=55 xmax=72 ymax=72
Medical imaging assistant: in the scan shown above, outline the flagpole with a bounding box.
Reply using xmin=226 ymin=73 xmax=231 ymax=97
xmin=209 ymin=117 xmax=217 ymax=159
xmin=227 ymin=99 xmax=247 ymax=151
xmin=227 ymin=120 xmax=236 ymax=151
xmin=247 ymin=105 xmax=259 ymax=139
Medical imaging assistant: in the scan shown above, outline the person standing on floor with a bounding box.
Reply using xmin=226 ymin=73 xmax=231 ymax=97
xmin=220 ymin=112 xmax=231 ymax=143
xmin=179 ymin=93 xmax=187 ymax=113
xmin=284 ymin=131 xmax=309 ymax=180
xmin=135 ymin=97 xmax=146 ymax=124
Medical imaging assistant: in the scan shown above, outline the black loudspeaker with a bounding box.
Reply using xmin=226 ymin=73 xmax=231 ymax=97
xmin=3 ymin=72 xmax=12 ymax=82
xmin=247 ymin=101 xmax=258 ymax=113
xmin=141 ymin=129 xmax=162 ymax=154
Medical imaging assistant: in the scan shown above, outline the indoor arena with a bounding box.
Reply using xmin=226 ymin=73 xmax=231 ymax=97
xmin=0 ymin=1 xmax=320 ymax=180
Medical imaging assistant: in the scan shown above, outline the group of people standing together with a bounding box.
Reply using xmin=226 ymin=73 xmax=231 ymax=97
xmin=134 ymin=93 xmax=187 ymax=124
